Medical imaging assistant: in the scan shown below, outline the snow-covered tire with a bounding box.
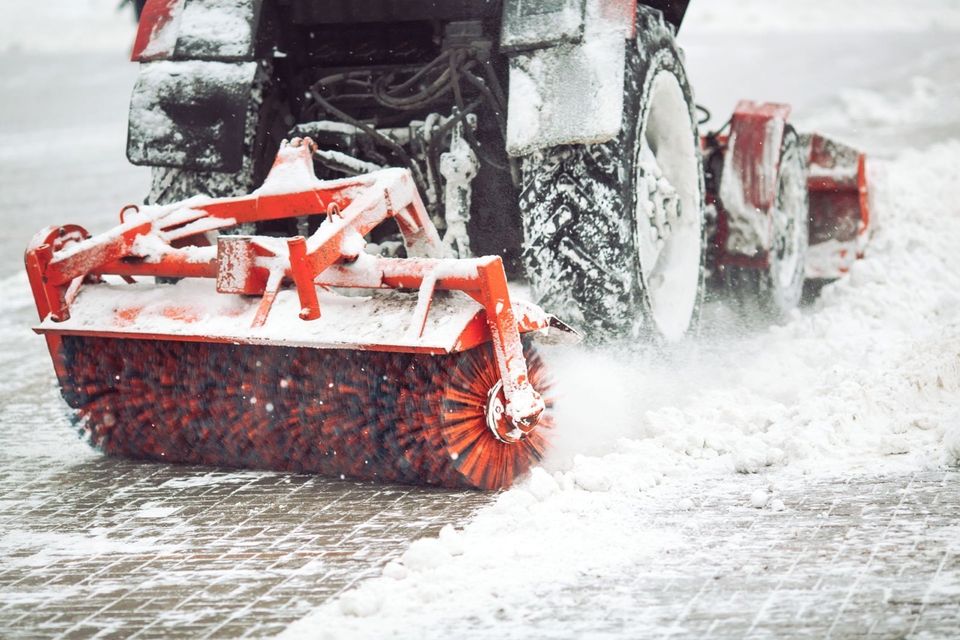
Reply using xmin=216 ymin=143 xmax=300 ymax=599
xmin=724 ymin=127 xmax=809 ymax=321
xmin=146 ymin=65 xmax=286 ymax=208
xmin=518 ymin=7 xmax=706 ymax=343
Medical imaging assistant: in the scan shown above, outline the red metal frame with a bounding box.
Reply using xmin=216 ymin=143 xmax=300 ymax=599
xmin=807 ymin=152 xmax=869 ymax=242
xmin=600 ymin=0 xmax=639 ymax=38
xmin=132 ymin=0 xmax=182 ymax=61
xmin=726 ymin=101 xmax=792 ymax=214
xmin=703 ymin=105 xmax=871 ymax=279
xmin=716 ymin=100 xmax=792 ymax=269
xmin=856 ymin=152 xmax=870 ymax=255
xmin=806 ymin=134 xmax=870 ymax=276
xmin=25 ymin=138 xmax=546 ymax=429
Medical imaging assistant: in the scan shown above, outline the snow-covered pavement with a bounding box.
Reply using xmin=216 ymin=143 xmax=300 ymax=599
xmin=284 ymin=471 xmax=960 ymax=639
xmin=2 ymin=1 xmax=960 ymax=639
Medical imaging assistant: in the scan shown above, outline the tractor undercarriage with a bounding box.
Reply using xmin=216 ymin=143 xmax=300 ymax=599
xmin=26 ymin=0 xmax=869 ymax=490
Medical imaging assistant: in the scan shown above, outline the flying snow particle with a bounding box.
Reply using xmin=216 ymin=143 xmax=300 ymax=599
xmin=750 ymin=489 xmax=769 ymax=509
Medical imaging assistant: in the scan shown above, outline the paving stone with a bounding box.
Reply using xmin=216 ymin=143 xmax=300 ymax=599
xmin=466 ymin=471 xmax=960 ymax=640
xmin=2 ymin=329 xmax=959 ymax=637
xmin=0 ymin=427 xmax=489 ymax=639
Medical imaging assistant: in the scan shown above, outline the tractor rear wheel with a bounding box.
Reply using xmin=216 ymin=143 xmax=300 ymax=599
xmin=518 ymin=7 xmax=706 ymax=343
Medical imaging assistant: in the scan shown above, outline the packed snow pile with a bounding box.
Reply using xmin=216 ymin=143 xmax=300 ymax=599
xmin=281 ymin=140 xmax=960 ymax=638
xmin=803 ymin=75 xmax=960 ymax=153
xmin=834 ymin=77 xmax=942 ymax=128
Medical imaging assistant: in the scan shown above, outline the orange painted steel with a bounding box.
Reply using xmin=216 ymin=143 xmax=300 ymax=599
xmin=806 ymin=134 xmax=871 ymax=276
xmin=25 ymin=137 xmax=548 ymax=439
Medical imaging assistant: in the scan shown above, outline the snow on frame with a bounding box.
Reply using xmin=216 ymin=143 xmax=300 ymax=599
xmin=279 ymin=139 xmax=960 ymax=639
xmin=42 ymin=279 xmax=492 ymax=353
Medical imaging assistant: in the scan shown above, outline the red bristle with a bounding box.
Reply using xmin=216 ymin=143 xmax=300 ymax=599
xmin=396 ymin=341 xmax=554 ymax=490
xmin=56 ymin=336 xmax=552 ymax=490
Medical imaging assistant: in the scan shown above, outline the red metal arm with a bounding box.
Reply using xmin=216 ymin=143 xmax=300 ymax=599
xmin=24 ymin=137 xmax=545 ymax=428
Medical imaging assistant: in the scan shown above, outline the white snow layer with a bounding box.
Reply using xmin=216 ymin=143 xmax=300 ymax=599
xmin=175 ymin=0 xmax=255 ymax=58
xmin=280 ymin=140 xmax=960 ymax=638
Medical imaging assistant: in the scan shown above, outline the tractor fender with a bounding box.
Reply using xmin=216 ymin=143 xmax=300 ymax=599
xmin=719 ymin=100 xmax=792 ymax=258
xmin=128 ymin=0 xmax=264 ymax=173
xmin=127 ymin=60 xmax=258 ymax=173
xmin=132 ymin=0 xmax=264 ymax=62
xmin=503 ymin=0 xmax=636 ymax=156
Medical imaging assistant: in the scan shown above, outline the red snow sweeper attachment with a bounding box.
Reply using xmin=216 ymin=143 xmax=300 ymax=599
xmin=25 ymin=138 xmax=578 ymax=490
xmin=804 ymin=133 xmax=870 ymax=280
